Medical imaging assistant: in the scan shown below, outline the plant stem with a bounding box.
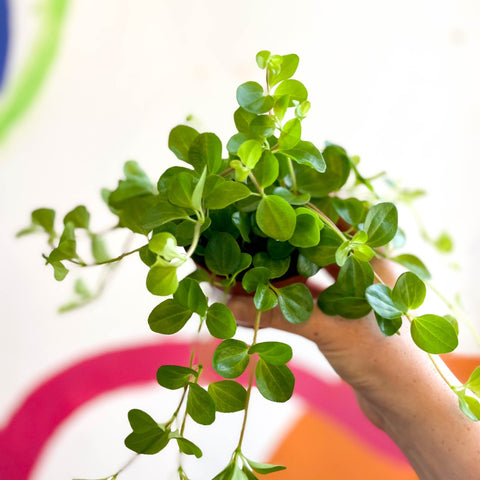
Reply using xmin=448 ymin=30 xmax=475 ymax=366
xmin=236 ymin=309 xmax=262 ymax=451
xmin=184 ymin=221 xmax=203 ymax=259
xmin=306 ymin=202 xmax=347 ymax=242
xmin=69 ymin=245 xmax=144 ymax=267
xmin=248 ymin=172 xmax=264 ymax=196
xmin=286 ymin=157 xmax=297 ymax=193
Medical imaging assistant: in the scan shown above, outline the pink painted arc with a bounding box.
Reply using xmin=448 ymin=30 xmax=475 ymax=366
xmin=0 ymin=341 xmax=407 ymax=479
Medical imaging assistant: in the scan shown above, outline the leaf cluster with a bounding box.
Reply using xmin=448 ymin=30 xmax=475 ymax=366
xmin=17 ymin=50 xmax=477 ymax=480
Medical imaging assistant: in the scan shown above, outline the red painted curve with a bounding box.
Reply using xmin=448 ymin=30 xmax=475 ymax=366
xmin=0 ymin=341 xmax=407 ymax=479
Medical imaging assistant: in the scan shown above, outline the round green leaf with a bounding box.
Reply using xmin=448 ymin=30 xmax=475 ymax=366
xmin=268 ymin=53 xmax=299 ymax=87
xmin=249 ymin=341 xmax=292 ymax=365
xmin=242 ymin=266 xmax=272 ymax=293
xmin=149 ymin=232 xmax=180 ymax=261
xmin=365 ymin=284 xmax=403 ymax=319
xmin=168 ymin=125 xmax=199 ymax=162
xmin=206 ymin=303 xmax=237 ymax=339
xmin=364 ymin=202 xmax=398 ymax=247
xmin=125 ymin=428 xmax=169 ymax=455
xmin=374 ymin=312 xmax=402 ymax=336
xmin=64 ymin=205 xmax=90 ymax=230
xmin=289 ymin=212 xmax=321 ymax=248
xmin=212 ymin=339 xmax=249 ymax=379
xmin=246 ymin=458 xmax=286 ymax=474
xmin=276 ymin=283 xmax=313 ymax=324
xmin=208 ymin=380 xmax=247 ymax=412
xmin=255 ymin=359 xmax=294 ymax=402
xmin=278 ymin=118 xmax=301 ymax=150
xmin=274 ymin=79 xmax=307 ymax=104
xmin=187 ymin=383 xmax=216 ymax=425
xmin=127 ymin=408 xmax=157 ymax=432
xmin=252 ymin=150 xmax=279 ymax=189
xmin=236 ymin=81 xmax=274 ymax=114
xmin=204 ymin=176 xmax=251 ymax=209
xmin=250 ymin=114 xmax=276 ymax=138
xmin=146 ymin=265 xmax=179 ymax=296
xmin=237 ymin=139 xmax=264 ymax=169
xmin=253 ymin=252 xmax=290 ymax=279
xmin=188 ymin=132 xmax=223 ymax=174
xmin=411 ymin=314 xmax=459 ymax=354
xmin=176 ymin=437 xmax=203 ymax=458
xmin=392 ymin=271 xmax=426 ymax=312
xmin=256 ymin=195 xmax=296 ymax=241
xmin=281 ymin=141 xmax=325 ymax=173
xmin=204 ymin=232 xmax=241 ymax=276
xmin=253 ymin=284 xmax=278 ymax=311
xmin=392 ymin=254 xmax=431 ymax=281
xmin=173 ymin=277 xmax=207 ymax=316
xmin=157 ymin=365 xmax=197 ymax=390
xmin=148 ymin=299 xmax=192 ymax=334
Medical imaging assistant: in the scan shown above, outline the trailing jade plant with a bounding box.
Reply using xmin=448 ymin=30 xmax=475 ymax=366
xmin=18 ymin=51 xmax=480 ymax=479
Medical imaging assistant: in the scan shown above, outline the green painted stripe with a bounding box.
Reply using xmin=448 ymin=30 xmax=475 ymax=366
xmin=0 ymin=0 xmax=70 ymax=143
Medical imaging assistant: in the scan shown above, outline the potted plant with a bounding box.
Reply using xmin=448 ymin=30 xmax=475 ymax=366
xmin=18 ymin=50 xmax=480 ymax=480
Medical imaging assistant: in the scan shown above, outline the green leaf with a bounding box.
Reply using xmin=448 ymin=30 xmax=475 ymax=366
xmin=208 ymin=380 xmax=247 ymax=412
xmin=245 ymin=458 xmax=287 ymax=474
xmin=204 ymin=176 xmax=251 ymax=209
xmin=411 ymin=314 xmax=459 ymax=354
xmin=17 ymin=208 xmax=56 ymax=242
xmin=125 ymin=409 xmax=169 ymax=454
xmin=289 ymin=209 xmax=321 ymax=248
xmin=457 ymin=391 xmax=480 ymax=421
xmin=91 ymin=234 xmax=110 ymax=263
xmin=173 ymin=278 xmax=207 ymax=316
xmin=146 ymin=264 xmax=179 ymax=296
xmin=236 ymin=81 xmax=274 ymax=114
xmin=375 ymin=312 xmax=402 ymax=336
xmin=364 ymin=202 xmax=398 ymax=247
xmin=149 ymin=232 xmax=181 ymax=260
xmin=148 ymin=299 xmax=192 ymax=334
xmin=204 ymin=232 xmax=241 ymax=276
xmin=253 ymin=284 xmax=278 ymax=311
xmin=188 ymin=132 xmax=223 ymax=174
xmin=157 ymin=365 xmax=197 ymax=389
xmin=392 ymin=272 xmax=426 ymax=312
xmin=337 ymin=256 xmax=374 ymax=297
xmin=255 ymin=359 xmax=294 ymax=402
xmin=241 ymin=267 xmax=272 ymax=293
xmin=278 ymin=118 xmax=301 ymax=150
xmin=295 ymin=145 xmax=350 ymax=197
xmin=365 ymin=284 xmax=404 ymax=319
xmin=271 ymin=186 xmax=310 ymax=205
xmin=252 ymin=150 xmax=279 ymax=189
xmin=253 ymin=252 xmax=290 ymax=279
xmin=274 ymin=79 xmax=308 ymax=104
xmin=250 ymin=115 xmax=276 ymax=138
xmin=187 ymin=383 xmax=216 ymax=425
xmin=234 ymin=108 xmax=256 ymax=134
xmin=273 ymin=94 xmax=290 ymax=121
xmin=206 ymin=303 xmax=237 ymax=339
xmin=256 ymin=50 xmax=270 ymax=69
xmin=237 ymin=139 xmax=263 ymax=169
xmin=300 ymin=227 xmax=342 ymax=267
xmin=335 ymin=241 xmax=351 ymax=267
xmin=212 ymin=339 xmax=250 ymax=379
xmin=108 ymin=161 xmax=154 ymax=207
xmin=166 ymin=172 xmax=197 ymax=209
xmin=256 ymin=195 xmax=296 ymax=241
xmin=176 ymin=437 xmax=203 ymax=458
xmin=276 ymin=283 xmax=313 ymax=324
xmin=249 ymin=341 xmax=292 ymax=365
xmin=281 ymin=141 xmax=325 ymax=173
xmin=168 ymin=125 xmax=199 ymax=162
xmin=332 ymin=197 xmax=366 ymax=226
xmin=296 ymin=254 xmax=321 ymax=278
xmin=393 ymin=254 xmax=431 ymax=281
xmin=48 ymin=222 xmax=77 ymax=262
xmin=141 ymin=200 xmax=190 ymax=230
xmin=50 ymin=260 xmax=69 ymax=281
xmin=435 ymin=232 xmax=454 ymax=253
xmin=268 ymin=53 xmax=299 ymax=87
xmin=466 ymin=366 xmax=480 ymax=397
xmin=64 ymin=205 xmax=90 ymax=230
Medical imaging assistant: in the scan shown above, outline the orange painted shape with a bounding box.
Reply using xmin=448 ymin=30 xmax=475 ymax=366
xmin=265 ymin=408 xmax=418 ymax=480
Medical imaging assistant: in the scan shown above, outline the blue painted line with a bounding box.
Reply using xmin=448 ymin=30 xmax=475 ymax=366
xmin=0 ymin=0 xmax=8 ymax=90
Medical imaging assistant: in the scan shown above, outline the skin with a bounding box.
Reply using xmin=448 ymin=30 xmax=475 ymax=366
xmin=228 ymin=259 xmax=480 ymax=480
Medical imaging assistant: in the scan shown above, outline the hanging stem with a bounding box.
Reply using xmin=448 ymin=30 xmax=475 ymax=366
xmin=236 ymin=309 xmax=262 ymax=451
